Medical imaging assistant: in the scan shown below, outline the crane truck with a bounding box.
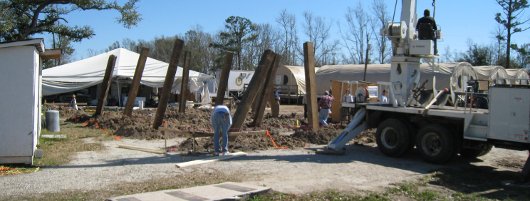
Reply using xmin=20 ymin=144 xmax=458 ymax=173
xmin=324 ymin=0 xmax=530 ymax=180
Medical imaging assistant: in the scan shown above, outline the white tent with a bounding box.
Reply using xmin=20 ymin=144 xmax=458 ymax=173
xmin=42 ymin=48 xmax=213 ymax=96
xmin=472 ymin=66 xmax=510 ymax=85
xmin=275 ymin=65 xmax=319 ymax=95
xmin=315 ymin=63 xmax=455 ymax=94
xmin=506 ymin=68 xmax=530 ymax=85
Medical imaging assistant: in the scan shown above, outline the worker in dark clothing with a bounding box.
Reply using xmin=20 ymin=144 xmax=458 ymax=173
xmin=416 ymin=9 xmax=438 ymax=55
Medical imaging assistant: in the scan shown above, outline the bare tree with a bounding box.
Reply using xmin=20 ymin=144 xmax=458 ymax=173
xmin=276 ymin=10 xmax=300 ymax=65
xmin=371 ymin=0 xmax=391 ymax=64
xmin=492 ymin=25 xmax=507 ymax=65
xmin=340 ymin=3 xmax=373 ymax=64
xmin=243 ymin=23 xmax=281 ymax=68
xmin=183 ymin=26 xmax=217 ymax=73
xmin=302 ymin=11 xmax=339 ymax=66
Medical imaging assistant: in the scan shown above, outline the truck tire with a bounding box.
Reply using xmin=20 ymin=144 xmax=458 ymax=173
xmin=460 ymin=144 xmax=493 ymax=158
xmin=416 ymin=124 xmax=456 ymax=164
xmin=376 ymin=118 xmax=411 ymax=157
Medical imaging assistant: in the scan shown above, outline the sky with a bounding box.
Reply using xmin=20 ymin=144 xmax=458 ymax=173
xmin=55 ymin=0 xmax=530 ymax=62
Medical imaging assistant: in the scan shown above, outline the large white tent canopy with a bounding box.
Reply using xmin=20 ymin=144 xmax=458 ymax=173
xmin=42 ymin=48 xmax=213 ymax=96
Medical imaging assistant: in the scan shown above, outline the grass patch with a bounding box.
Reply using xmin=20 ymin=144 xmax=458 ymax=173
xmin=34 ymin=122 xmax=110 ymax=166
xmin=251 ymin=173 xmax=514 ymax=201
xmin=8 ymin=169 xmax=239 ymax=201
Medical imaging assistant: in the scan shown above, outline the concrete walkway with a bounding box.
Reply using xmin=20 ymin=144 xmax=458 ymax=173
xmin=108 ymin=182 xmax=270 ymax=201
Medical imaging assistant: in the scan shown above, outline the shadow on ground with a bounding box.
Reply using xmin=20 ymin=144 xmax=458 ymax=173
xmin=430 ymin=160 xmax=530 ymax=201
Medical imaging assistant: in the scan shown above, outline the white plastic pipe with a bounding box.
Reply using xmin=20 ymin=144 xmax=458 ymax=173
xmin=424 ymin=88 xmax=448 ymax=113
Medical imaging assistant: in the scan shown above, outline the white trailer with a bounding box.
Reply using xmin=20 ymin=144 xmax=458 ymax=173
xmin=0 ymin=39 xmax=48 ymax=164
xmin=324 ymin=0 xmax=530 ymax=180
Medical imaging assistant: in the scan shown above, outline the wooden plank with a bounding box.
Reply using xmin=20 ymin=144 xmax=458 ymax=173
xmin=231 ymin=50 xmax=275 ymax=130
xmin=330 ymin=80 xmax=342 ymax=122
xmin=94 ymin=55 xmax=117 ymax=117
xmin=118 ymin=144 xmax=166 ymax=154
xmin=153 ymin=39 xmax=184 ymax=129
xmin=215 ymin=52 xmax=234 ymax=106
xmin=270 ymin=57 xmax=281 ymax=118
xmin=179 ymin=51 xmax=191 ymax=113
xmin=253 ymin=54 xmax=281 ymax=126
xmin=175 ymin=152 xmax=247 ymax=168
xmin=303 ymin=42 xmax=319 ymax=130
xmin=124 ymin=47 xmax=149 ymax=116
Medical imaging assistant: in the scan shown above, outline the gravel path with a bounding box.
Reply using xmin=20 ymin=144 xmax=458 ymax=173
xmin=0 ymin=138 xmax=527 ymax=199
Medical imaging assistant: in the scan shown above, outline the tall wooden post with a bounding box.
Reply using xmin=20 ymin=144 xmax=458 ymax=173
xmin=231 ymin=50 xmax=275 ymax=131
xmin=252 ymin=54 xmax=281 ymax=126
xmin=304 ymin=42 xmax=319 ymax=130
xmin=215 ymin=52 xmax=233 ymax=106
xmin=270 ymin=71 xmax=280 ymax=118
xmin=94 ymin=55 xmax=117 ymax=117
xmin=124 ymin=47 xmax=149 ymax=116
xmin=179 ymin=51 xmax=191 ymax=113
xmin=153 ymin=39 xmax=184 ymax=129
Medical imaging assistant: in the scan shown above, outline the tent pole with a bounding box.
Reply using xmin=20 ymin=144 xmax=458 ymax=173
xmin=117 ymin=80 xmax=121 ymax=107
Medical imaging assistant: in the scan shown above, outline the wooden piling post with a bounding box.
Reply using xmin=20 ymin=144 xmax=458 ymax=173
xmin=252 ymin=54 xmax=281 ymax=126
xmin=231 ymin=50 xmax=275 ymax=130
xmin=215 ymin=53 xmax=233 ymax=106
xmin=270 ymin=78 xmax=280 ymax=118
xmin=304 ymin=42 xmax=319 ymax=130
xmin=153 ymin=39 xmax=184 ymax=129
xmin=94 ymin=55 xmax=117 ymax=117
xmin=124 ymin=47 xmax=149 ymax=116
xmin=179 ymin=51 xmax=191 ymax=113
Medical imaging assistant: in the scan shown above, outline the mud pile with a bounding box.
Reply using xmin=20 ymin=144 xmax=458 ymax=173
xmin=175 ymin=127 xmax=375 ymax=152
xmin=56 ymin=106 xmax=375 ymax=151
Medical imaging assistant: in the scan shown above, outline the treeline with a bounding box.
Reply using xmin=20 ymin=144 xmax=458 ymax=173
xmin=88 ymin=0 xmax=397 ymax=73
xmin=94 ymin=2 xmax=529 ymax=72
xmin=21 ymin=0 xmax=526 ymax=71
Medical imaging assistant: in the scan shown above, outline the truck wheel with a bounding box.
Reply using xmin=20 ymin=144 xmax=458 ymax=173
xmin=417 ymin=124 xmax=456 ymax=164
xmin=460 ymin=144 xmax=493 ymax=158
xmin=376 ymin=118 xmax=411 ymax=157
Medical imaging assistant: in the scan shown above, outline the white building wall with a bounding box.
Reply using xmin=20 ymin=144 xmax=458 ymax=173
xmin=0 ymin=45 xmax=39 ymax=164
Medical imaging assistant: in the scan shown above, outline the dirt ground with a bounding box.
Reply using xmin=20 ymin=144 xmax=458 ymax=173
xmin=57 ymin=105 xmax=371 ymax=152
xmin=1 ymin=105 xmax=528 ymax=200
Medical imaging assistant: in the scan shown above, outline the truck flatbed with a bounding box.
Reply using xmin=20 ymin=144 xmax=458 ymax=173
xmin=366 ymin=104 xmax=488 ymax=119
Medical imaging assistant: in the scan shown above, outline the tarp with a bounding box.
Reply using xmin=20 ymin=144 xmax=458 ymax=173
xmin=506 ymin=68 xmax=530 ymax=85
xmin=472 ymin=66 xmax=510 ymax=84
xmin=315 ymin=63 xmax=455 ymax=94
xmin=42 ymin=48 xmax=213 ymax=96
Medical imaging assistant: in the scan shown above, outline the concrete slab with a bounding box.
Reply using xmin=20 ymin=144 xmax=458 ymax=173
xmin=107 ymin=182 xmax=270 ymax=201
xmin=40 ymin=134 xmax=67 ymax=139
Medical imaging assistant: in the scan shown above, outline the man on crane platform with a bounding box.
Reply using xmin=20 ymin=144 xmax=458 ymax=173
xmin=416 ymin=9 xmax=438 ymax=54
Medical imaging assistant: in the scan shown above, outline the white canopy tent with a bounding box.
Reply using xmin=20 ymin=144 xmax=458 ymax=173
xmin=473 ymin=66 xmax=510 ymax=85
xmin=42 ymin=48 xmax=214 ymax=96
xmin=275 ymin=65 xmax=319 ymax=95
xmin=506 ymin=68 xmax=530 ymax=85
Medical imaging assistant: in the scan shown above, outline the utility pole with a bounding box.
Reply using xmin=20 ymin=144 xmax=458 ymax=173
xmin=363 ymin=34 xmax=370 ymax=81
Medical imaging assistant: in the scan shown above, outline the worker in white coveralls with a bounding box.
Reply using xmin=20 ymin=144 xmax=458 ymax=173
xmin=70 ymin=94 xmax=78 ymax=110
xmin=211 ymin=105 xmax=232 ymax=156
